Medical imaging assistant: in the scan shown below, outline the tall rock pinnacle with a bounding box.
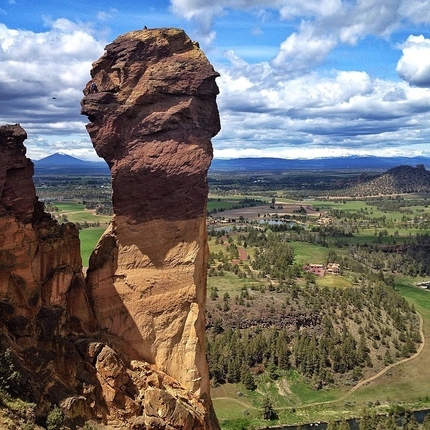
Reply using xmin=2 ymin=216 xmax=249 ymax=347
xmin=81 ymin=27 xmax=220 ymax=403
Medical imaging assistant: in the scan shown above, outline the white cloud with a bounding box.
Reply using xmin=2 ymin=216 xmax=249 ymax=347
xmin=0 ymin=20 xmax=105 ymax=137
xmin=335 ymin=0 xmax=402 ymax=45
xmin=172 ymin=0 xmax=430 ymax=69
xmin=2 ymin=2 xmax=430 ymax=162
xmin=400 ymin=0 xmax=430 ymax=24
xmin=279 ymin=0 xmax=342 ymax=19
xmin=271 ymin=22 xmax=337 ymax=74
xmin=214 ymin=54 xmax=430 ymax=158
xmin=0 ymin=19 xmax=109 ymax=161
xmin=396 ymin=35 xmax=430 ymax=88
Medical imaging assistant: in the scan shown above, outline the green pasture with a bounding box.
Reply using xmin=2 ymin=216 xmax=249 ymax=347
xmin=208 ymin=200 xmax=240 ymax=212
xmin=316 ymin=275 xmax=353 ymax=288
xmin=310 ymin=198 xmax=429 ymax=221
xmin=290 ymin=241 xmax=329 ymax=265
xmin=50 ymin=201 xmax=111 ymax=225
xmin=207 ymin=240 xmax=229 ymax=255
xmin=209 ymin=194 xmax=268 ymax=201
xmin=79 ymin=228 xmax=106 ymax=266
xmin=207 ymin=271 xmax=264 ymax=297
xmin=45 ymin=202 xmax=109 ymax=265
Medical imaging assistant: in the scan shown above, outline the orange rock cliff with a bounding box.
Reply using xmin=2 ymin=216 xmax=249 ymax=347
xmin=0 ymin=27 xmax=220 ymax=430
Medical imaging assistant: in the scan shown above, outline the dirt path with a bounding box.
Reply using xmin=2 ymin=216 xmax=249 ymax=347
xmin=212 ymin=397 xmax=259 ymax=410
xmin=212 ymin=311 xmax=425 ymax=411
xmin=238 ymin=247 xmax=247 ymax=260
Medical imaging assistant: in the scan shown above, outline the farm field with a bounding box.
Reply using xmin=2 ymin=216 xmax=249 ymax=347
xmin=206 ymin=193 xmax=430 ymax=429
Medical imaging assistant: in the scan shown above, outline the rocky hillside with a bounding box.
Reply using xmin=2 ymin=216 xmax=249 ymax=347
xmin=0 ymin=27 xmax=220 ymax=430
xmin=345 ymin=164 xmax=430 ymax=196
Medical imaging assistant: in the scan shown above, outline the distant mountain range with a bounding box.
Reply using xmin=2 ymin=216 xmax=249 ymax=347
xmin=209 ymin=156 xmax=430 ymax=171
xmin=33 ymin=153 xmax=110 ymax=175
xmin=33 ymin=153 xmax=430 ymax=175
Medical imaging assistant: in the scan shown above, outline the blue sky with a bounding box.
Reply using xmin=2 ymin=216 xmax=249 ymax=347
xmin=1 ymin=0 xmax=430 ymax=161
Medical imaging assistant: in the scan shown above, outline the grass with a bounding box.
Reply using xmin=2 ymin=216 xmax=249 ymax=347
xmin=44 ymin=201 xmax=110 ymax=265
xmin=208 ymin=200 xmax=241 ymax=212
xmin=50 ymin=201 xmax=111 ymax=225
xmin=290 ymin=241 xmax=329 ymax=265
xmin=316 ymin=275 xmax=353 ymax=288
xmin=79 ymin=228 xmax=106 ymax=266
xmin=207 ymin=272 xmax=264 ymax=297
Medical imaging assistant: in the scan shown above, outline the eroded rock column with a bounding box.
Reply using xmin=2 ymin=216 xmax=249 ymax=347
xmin=81 ymin=28 xmax=220 ymax=397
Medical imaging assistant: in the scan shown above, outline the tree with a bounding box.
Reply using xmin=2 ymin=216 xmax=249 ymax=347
xmin=403 ymin=410 xmax=419 ymax=430
xmin=46 ymin=406 xmax=66 ymax=430
xmin=422 ymin=413 xmax=430 ymax=430
xmin=262 ymin=397 xmax=277 ymax=420
xmin=240 ymin=364 xmax=256 ymax=391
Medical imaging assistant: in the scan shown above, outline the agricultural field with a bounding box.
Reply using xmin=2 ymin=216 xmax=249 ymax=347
xmin=205 ymin=192 xmax=430 ymax=429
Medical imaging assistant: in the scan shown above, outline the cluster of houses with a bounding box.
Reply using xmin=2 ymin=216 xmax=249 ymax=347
xmin=303 ymin=263 xmax=340 ymax=277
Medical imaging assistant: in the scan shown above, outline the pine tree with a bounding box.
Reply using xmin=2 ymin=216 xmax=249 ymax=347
xmin=240 ymin=364 xmax=256 ymax=391
xmin=262 ymin=397 xmax=277 ymax=420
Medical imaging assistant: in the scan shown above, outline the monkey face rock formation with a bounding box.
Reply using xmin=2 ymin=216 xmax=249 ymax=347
xmin=81 ymin=27 xmax=220 ymax=420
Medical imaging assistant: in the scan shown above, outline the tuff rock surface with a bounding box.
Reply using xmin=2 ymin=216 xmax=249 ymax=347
xmin=81 ymin=28 xmax=220 ymax=395
xmin=0 ymin=27 xmax=220 ymax=430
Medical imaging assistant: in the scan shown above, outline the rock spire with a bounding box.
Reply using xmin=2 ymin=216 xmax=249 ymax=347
xmin=81 ymin=27 xmax=220 ymax=426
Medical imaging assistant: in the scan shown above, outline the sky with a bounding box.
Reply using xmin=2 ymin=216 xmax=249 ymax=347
xmin=1 ymin=0 xmax=430 ymax=161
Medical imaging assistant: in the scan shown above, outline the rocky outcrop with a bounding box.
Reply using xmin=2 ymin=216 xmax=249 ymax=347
xmin=81 ymin=27 xmax=220 ymax=397
xmin=0 ymin=124 xmax=98 ymax=422
xmin=0 ymin=124 xmax=94 ymax=328
xmin=0 ymin=27 xmax=220 ymax=430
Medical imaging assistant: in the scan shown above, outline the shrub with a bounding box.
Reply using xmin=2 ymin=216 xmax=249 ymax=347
xmin=46 ymin=406 xmax=66 ymax=430
xmin=0 ymin=348 xmax=21 ymax=396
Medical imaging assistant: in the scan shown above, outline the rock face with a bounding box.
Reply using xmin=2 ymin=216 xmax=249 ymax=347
xmin=0 ymin=124 xmax=98 ymax=422
xmin=0 ymin=28 xmax=220 ymax=430
xmin=81 ymin=27 xmax=220 ymax=396
xmin=0 ymin=124 xmax=94 ymax=328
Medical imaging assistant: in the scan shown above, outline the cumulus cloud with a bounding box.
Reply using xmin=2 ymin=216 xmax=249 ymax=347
xmin=168 ymin=0 xmax=430 ymax=158
xmin=170 ymin=0 xmax=343 ymax=30
xmin=396 ymin=35 xmax=430 ymax=87
xmin=2 ymin=1 xmax=430 ymax=162
xmin=0 ymin=20 xmax=105 ymax=152
xmin=172 ymin=0 xmax=430 ymax=70
xmin=214 ymin=54 xmax=430 ymax=157
xmin=271 ymin=23 xmax=337 ymax=74
xmin=0 ymin=19 xmax=106 ymax=160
